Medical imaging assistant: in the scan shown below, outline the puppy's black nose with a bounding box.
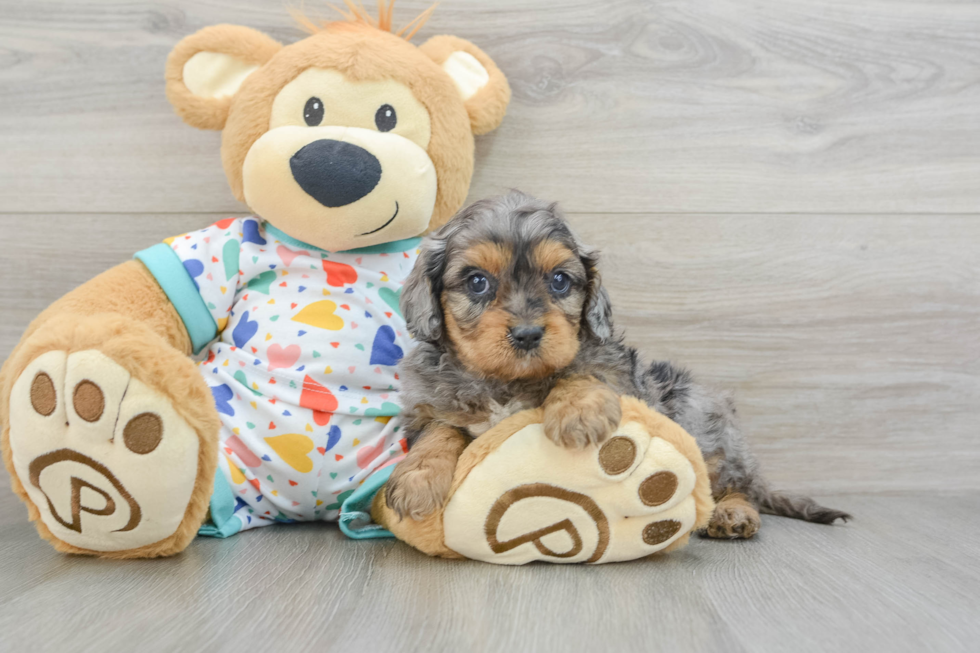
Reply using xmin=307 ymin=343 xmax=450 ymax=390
xmin=290 ymin=139 xmax=382 ymax=208
xmin=510 ymin=325 xmax=544 ymax=351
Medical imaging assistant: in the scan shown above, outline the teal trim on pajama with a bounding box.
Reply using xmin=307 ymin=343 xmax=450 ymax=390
xmin=135 ymin=243 xmax=219 ymax=354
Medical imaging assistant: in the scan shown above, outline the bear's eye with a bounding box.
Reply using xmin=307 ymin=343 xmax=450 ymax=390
xmin=375 ymin=104 xmax=397 ymax=132
xmin=304 ymin=97 xmax=323 ymax=126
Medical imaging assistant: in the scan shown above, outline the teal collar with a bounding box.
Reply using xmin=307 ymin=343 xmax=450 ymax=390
xmin=264 ymin=222 xmax=422 ymax=255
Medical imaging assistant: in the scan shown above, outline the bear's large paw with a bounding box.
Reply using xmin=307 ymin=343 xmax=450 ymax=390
xmin=441 ymin=402 xmax=711 ymax=564
xmin=8 ymin=350 xmax=201 ymax=553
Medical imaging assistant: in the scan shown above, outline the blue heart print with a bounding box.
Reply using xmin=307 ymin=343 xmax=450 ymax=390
xmin=233 ymin=311 xmax=258 ymax=348
xmin=325 ymin=425 xmax=342 ymax=452
xmin=369 ymin=325 xmax=404 ymax=365
xmin=241 ymin=219 xmax=267 ymax=245
xmin=183 ymin=259 xmax=204 ymax=290
xmin=210 ymin=384 xmax=235 ymax=416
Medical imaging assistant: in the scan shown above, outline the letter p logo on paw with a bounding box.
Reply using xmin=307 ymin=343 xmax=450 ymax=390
xmin=28 ymin=449 xmax=142 ymax=534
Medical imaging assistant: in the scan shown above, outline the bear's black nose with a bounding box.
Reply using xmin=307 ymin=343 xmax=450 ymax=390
xmin=289 ymin=139 xmax=382 ymax=208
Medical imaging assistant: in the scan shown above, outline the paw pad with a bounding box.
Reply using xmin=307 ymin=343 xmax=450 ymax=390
xmin=598 ymin=436 xmax=635 ymax=475
xmin=72 ymin=380 xmax=105 ymax=422
xmin=122 ymin=413 xmax=164 ymax=455
xmin=639 ymin=471 xmax=678 ymax=507
xmin=642 ymin=519 xmax=682 ymax=545
xmin=30 ymin=372 xmax=57 ymax=416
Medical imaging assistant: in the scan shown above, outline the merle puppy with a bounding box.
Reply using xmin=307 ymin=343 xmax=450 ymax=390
xmin=385 ymin=191 xmax=849 ymax=538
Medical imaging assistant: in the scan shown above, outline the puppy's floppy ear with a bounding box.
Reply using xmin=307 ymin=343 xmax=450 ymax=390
xmin=579 ymin=246 xmax=614 ymax=342
xmin=402 ymin=236 xmax=449 ymax=342
xmin=165 ymin=25 xmax=281 ymax=130
xmin=420 ymin=35 xmax=511 ymax=135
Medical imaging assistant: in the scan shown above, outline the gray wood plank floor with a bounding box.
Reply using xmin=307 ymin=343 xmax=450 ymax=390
xmin=1 ymin=487 xmax=978 ymax=653
xmin=1 ymin=1 xmax=978 ymax=651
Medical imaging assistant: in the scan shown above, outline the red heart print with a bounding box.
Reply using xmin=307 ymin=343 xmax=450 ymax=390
xmin=299 ymin=375 xmax=338 ymax=414
xmin=322 ymin=260 xmax=358 ymax=287
xmin=313 ymin=410 xmax=332 ymax=426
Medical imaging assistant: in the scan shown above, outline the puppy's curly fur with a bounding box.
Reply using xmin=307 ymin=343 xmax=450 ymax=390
xmin=386 ymin=191 xmax=851 ymax=538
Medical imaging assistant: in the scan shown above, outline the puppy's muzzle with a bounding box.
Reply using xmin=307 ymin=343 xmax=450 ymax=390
xmin=509 ymin=325 xmax=544 ymax=352
xmin=290 ymin=139 xmax=382 ymax=208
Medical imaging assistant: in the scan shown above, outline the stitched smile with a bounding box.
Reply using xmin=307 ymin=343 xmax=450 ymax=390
xmin=357 ymin=202 xmax=399 ymax=236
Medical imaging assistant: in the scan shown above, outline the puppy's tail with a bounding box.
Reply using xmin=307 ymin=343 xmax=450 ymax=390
xmin=748 ymin=481 xmax=852 ymax=525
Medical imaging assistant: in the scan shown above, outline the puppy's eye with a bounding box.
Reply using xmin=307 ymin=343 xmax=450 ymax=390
xmin=550 ymin=272 xmax=570 ymax=294
xmin=375 ymin=104 xmax=397 ymax=132
xmin=304 ymin=97 xmax=324 ymax=126
xmin=467 ymin=274 xmax=489 ymax=295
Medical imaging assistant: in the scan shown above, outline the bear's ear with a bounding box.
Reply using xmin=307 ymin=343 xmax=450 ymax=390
xmin=165 ymin=25 xmax=281 ymax=130
xmin=420 ymin=35 xmax=511 ymax=136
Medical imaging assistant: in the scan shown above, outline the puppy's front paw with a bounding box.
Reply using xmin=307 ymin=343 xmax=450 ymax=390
xmin=543 ymin=377 xmax=621 ymax=449
xmin=385 ymin=459 xmax=455 ymax=521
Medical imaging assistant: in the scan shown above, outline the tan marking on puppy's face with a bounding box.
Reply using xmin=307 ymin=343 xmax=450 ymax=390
xmin=439 ymin=237 xmax=587 ymax=381
xmin=532 ymin=240 xmax=576 ymax=273
xmin=462 ymin=242 xmax=511 ymax=277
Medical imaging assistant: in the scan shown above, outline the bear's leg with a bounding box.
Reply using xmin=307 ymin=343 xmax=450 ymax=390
xmin=1 ymin=313 xmax=219 ymax=558
xmin=373 ymin=396 xmax=718 ymax=564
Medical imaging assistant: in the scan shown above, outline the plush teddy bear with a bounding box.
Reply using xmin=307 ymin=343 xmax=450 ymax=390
xmin=0 ymin=4 xmax=510 ymax=558
xmin=1 ymin=4 xmax=714 ymax=563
